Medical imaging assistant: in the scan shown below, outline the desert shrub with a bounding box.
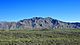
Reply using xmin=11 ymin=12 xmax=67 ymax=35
xmin=0 ymin=29 xmax=80 ymax=45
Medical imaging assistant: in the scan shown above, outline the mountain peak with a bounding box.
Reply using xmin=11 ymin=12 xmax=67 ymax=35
xmin=45 ymin=17 xmax=53 ymax=19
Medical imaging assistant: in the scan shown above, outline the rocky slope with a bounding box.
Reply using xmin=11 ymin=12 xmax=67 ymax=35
xmin=0 ymin=17 xmax=80 ymax=30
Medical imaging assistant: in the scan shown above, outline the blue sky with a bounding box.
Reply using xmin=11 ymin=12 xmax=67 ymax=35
xmin=0 ymin=0 xmax=80 ymax=22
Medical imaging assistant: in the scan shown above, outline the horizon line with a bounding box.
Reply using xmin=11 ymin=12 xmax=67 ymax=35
xmin=0 ymin=17 xmax=80 ymax=23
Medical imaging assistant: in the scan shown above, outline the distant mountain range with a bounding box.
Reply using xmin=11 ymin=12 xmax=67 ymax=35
xmin=0 ymin=17 xmax=80 ymax=30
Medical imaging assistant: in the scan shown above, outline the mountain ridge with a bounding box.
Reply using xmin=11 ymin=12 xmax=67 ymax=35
xmin=0 ymin=17 xmax=80 ymax=30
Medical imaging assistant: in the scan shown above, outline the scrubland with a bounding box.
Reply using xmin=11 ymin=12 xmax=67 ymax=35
xmin=0 ymin=29 xmax=80 ymax=45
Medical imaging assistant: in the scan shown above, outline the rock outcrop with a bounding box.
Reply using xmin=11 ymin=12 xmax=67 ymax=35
xmin=0 ymin=17 xmax=80 ymax=30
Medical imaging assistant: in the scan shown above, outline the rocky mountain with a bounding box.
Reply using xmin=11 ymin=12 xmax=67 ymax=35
xmin=0 ymin=17 xmax=80 ymax=30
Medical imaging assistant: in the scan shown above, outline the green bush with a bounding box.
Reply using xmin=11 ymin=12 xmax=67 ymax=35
xmin=0 ymin=29 xmax=80 ymax=45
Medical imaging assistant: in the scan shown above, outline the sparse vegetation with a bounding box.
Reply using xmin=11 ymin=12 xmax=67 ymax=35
xmin=0 ymin=29 xmax=80 ymax=45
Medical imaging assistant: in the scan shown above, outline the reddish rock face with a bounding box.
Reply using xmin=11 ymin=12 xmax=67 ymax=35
xmin=0 ymin=17 xmax=80 ymax=30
